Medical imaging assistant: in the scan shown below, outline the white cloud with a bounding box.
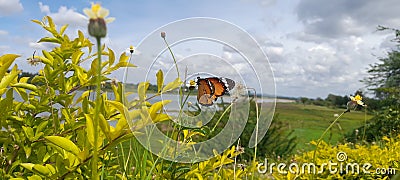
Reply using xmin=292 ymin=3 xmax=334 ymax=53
xmin=0 ymin=30 xmax=8 ymax=35
xmin=38 ymin=2 xmax=87 ymax=27
xmin=38 ymin=2 xmax=50 ymax=14
xmin=0 ymin=45 xmax=10 ymax=52
xmin=28 ymin=42 xmax=56 ymax=50
xmin=0 ymin=0 xmax=23 ymax=16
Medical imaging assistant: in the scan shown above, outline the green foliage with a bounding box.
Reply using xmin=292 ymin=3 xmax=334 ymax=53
xmin=347 ymin=26 xmax=400 ymax=144
xmin=345 ymin=107 xmax=400 ymax=143
xmin=0 ymin=16 xmax=143 ymax=179
xmin=271 ymin=136 xmax=400 ymax=179
xmin=240 ymin=113 xmax=296 ymax=161
xmin=199 ymin=100 xmax=297 ymax=161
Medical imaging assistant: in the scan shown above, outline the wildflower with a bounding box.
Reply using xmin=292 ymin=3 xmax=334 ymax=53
xmin=27 ymin=50 xmax=40 ymax=66
xmin=345 ymin=94 xmax=366 ymax=113
xmin=111 ymin=78 xmax=118 ymax=86
xmin=26 ymin=57 xmax=40 ymax=66
xmin=189 ymin=79 xmax=196 ymax=90
xmin=350 ymin=94 xmax=365 ymax=106
xmin=236 ymin=145 xmax=245 ymax=154
xmin=161 ymin=31 xmax=166 ymax=39
xmin=187 ymin=101 xmax=193 ymax=107
xmin=83 ymin=3 xmax=115 ymax=38
xmin=238 ymin=163 xmax=246 ymax=170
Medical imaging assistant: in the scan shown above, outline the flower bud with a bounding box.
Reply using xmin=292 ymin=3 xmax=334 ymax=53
xmin=161 ymin=31 xmax=166 ymax=39
xmin=88 ymin=18 xmax=107 ymax=38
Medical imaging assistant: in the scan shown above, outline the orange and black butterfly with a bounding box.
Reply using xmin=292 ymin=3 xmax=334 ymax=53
xmin=196 ymin=77 xmax=235 ymax=106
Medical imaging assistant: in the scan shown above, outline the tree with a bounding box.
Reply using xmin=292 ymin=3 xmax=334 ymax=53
xmin=363 ymin=26 xmax=400 ymax=102
xmin=346 ymin=26 xmax=400 ymax=143
xmin=300 ymin=97 xmax=308 ymax=106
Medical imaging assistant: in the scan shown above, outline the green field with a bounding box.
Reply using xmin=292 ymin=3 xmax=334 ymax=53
xmin=274 ymin=102 xmax=372 ymax=151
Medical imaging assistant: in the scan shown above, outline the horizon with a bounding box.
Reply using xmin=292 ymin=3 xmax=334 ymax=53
xmin=1 ymin=1 xmax=399 ymax=98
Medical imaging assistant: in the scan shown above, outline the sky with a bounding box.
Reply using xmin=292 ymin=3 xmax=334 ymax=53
xmin=0 ymin=0 xmax=399 ymax=98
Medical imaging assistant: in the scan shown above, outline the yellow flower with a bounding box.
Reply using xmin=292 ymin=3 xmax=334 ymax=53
xmin=189 ymin=80 xmax=196 ymax=86
xmin=83 ymin=3 xmax=115 ymax=38
xmin=188 ymin=79 xmax=196 ymax=90
xmin=83 ymin=3 xmax=115 ymax=23
xmin=350 ymin=94 xmax=365 ymax=106
xmin=129 ymin=45 xmax=135 ymax=53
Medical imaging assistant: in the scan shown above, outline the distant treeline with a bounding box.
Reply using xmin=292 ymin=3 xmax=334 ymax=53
xmin=296 ymin=91 xmax=381 ymax=111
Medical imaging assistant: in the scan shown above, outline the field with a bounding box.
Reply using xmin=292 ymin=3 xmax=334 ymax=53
xmin=274 ymin=102 xmax=372 ymax=151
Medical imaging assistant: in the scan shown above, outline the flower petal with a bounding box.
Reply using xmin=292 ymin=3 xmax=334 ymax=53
xmin=83 ymin=8 xmax=96 ymax=19
xmin=357 ymin=100 xmax=365 ymax=106
xmin=105 ymin=17 xmax=115 ymax=23
xmin=98 ymin=8 xmax=109 ymax=18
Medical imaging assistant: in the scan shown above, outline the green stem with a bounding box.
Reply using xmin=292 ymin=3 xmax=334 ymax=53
xmin=211 ymin=104 xmax=233 ymax=133
xmin=312 ymin=111 xmax=345 ymax=164
xmin=92 ymin=37 xmax=102 ymax=180
xmin=162 ymin=38 xmax=184 ymax=105
xmin=252 ymin=99 xmax=259 ymax=180
xmin=163 ymin=38 xmax=180 ymax=78
xmin=362 ymin=107 xmax=367 ymax=142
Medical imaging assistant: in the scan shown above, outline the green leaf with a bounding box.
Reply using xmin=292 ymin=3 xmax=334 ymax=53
xmin=31 ymin=19 xmax=42 ymax=25
xmin=0 ymin=65 xmax=20 ymax=95
xmin=108 ymin=47 xmax=115 ymax=66
xmin=0 ymin=54 xmax=20 ymax=80
xmin=119 ymin=52 xmax=130 ymax=63
xmin=153 ymin=113 xmax=171 ymax=123
xmin=162 ymin=78 xmax=182 ymax=93
xmin=42 ymin=50 xmax=54 ymax=63
xmin=85 ymin=114 xmax=95 ymax=147
xmin=11 ymin=83 xmax=38 ymax=92
xmin=149 ymin=100 xmax=171 ymax=119
xmin=27 ymin=175 xmax=42 ymax=180
xmin=59 ymin=24 xmax=68 ymax=35
xmin=20 ymin=163 xmax=34 ymax=171
xmin=156 ymin=70 xmax=164 ymax=93
xmin=32 ymin=164 xmax=50 ymax=176
xmin=99 ymin=114 xmax=111 ymax=140
xmin=38 ymin=37 xmax=62 ymax=44
xmin=71 ymin=50 xmax=84 ymax=65
xmin=138 ymin=82 xmax=149 ymax=101
xmin=84 ymin=114 xmax=103 ymax=148
xmin=107 ymin=100 xmax=128 ymax=119
xmin=44 ymin=136 xmax=81 ymax=157
xmin=22 ymin=126 xmax=35 ymax=141
xmin=24 ymin=146 xmax=32 ymax=159
xmin=61 ymin=108 xmax=73 ymax=124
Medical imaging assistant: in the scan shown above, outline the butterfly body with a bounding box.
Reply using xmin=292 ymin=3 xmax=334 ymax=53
xmin=196 ymin=77 xmax=235 ymax=106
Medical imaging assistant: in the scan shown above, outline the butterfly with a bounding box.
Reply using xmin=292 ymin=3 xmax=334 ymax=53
xmin=196 ymin=77 xmax=235 ymax=106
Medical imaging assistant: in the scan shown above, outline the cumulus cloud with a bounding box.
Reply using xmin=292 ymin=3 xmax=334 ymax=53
xmin=0 ymin=0 xmax=23 ymax=16
xmin=38 ymin=2 xmax=86 ymax=27
xmin=295 ymin=0 xmax=400 ymax=41
xmin=0 ymin=30 xmax=8 ymax=35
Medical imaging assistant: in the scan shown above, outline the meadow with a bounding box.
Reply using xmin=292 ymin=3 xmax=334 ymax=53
xmin=1 ymin=3 xmax=399 ymax=179
xmin=274 ymin=102 xmax=372 ymax=151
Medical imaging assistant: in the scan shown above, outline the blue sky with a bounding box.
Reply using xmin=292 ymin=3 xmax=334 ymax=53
xmin=1 ymin=0 xmax=399 ymax=98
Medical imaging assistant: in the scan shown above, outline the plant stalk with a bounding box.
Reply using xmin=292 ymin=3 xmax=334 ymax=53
xmin=92 ymin=37 xmax=102 ymax=180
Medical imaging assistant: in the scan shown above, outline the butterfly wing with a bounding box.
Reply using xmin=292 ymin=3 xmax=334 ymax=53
xmin=197 ymin=78 xmax=214 ymax=106
xmin=206 ymin=77 xmax=227 ymax=100
xmin=222 ymin=78 xmax=235 ymax=91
